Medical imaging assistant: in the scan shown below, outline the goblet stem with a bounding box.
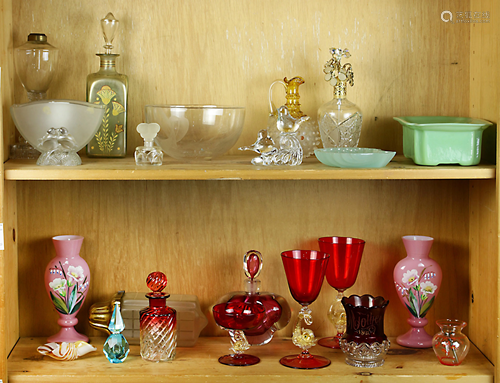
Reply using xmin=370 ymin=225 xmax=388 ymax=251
xmin=292 ymin=305 xmax=316 ymax=353
xmin=328 ymin=290 xmax=346 ymax=341
xmin=229 ymin=329 xmax=250 ymax=356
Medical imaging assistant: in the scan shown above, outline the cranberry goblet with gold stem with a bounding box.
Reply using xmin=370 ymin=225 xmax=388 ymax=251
xmin=318 ymin=236 xmax=365 ymax=349
xmin=280 ymin=250 xmax=331 ymax=369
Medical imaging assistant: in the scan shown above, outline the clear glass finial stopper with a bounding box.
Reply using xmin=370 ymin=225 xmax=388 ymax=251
xmin=101 ymin=12 xmax=119 ymax=54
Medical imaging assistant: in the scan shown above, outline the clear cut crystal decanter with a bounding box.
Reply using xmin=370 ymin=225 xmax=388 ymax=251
xmin=317 ymin=48 xmax=363 ymax=148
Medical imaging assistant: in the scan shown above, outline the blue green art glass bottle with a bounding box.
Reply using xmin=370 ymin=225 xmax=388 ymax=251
xmin=103 ymin=301 xmax=130 ymax=363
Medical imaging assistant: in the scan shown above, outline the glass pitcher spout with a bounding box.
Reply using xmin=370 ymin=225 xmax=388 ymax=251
xmin=269 ymin=77 xmax=305 ymax=119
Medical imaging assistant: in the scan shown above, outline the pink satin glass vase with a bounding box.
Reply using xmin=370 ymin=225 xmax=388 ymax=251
xmin=44 ymin=235 xmax=90 ymax=343
xmin=393 ymin=235 xmax=442 ymax=348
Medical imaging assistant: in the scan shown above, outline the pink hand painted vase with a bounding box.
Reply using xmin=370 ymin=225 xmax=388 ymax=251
xmin=393 ymin=235 xmax=442 ymax=348
xmin=44 ymin=235 xmax=90 ymax=343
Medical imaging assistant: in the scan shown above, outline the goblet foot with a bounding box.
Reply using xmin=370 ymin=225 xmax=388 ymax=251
xmin=318 ymin=336 xmax=340 ymax=349
xmin=279 ymin=353 xmax=331 ymax=369
xmin=218 ymin=354 xmax=260 ymax=366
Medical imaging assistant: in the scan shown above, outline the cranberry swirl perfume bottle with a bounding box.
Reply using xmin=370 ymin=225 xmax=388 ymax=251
xmin=140 ymin=272 xmax=177 ymax=362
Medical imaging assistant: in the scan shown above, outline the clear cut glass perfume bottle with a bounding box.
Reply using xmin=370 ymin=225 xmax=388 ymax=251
xmin=317 ymin=48 xmax=363 ymax=147
xmin=135 ymin=123 xmax=163 ymax=165
xmin=140 ymin=272 xmax=177 ymax=362
xmin=87 ymin=12 xmax=128 ymax=157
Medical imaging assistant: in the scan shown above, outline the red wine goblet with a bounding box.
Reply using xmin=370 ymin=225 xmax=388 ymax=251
xmin=318 ymin=236 xmax=365 ymax=349
xmin=280 ymin=250 xmax=331 ymax=369
xmin=213 ymin=300 xmax=266 ymax=366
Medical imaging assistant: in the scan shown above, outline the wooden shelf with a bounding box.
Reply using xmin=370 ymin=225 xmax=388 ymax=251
xmin=7 ymin=337 xmax=493 ymax=382
xmin=3 ymin=155 xmax=496 ymax=181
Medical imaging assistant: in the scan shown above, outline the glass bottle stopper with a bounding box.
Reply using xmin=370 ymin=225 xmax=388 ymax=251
xmin=137 ymin=123 xmax=160 ymax=148
xmin=323 ymin=48 xmax=354 ymax=99
xmin=108 ymin=301 xmax=125 ymax=334
xmin=146 ymin=271 xmax=169 ymax=298
xmin=101 ymin=12 xmax=119 ymax=54
xmin=243 ymin=250 xmax=263 ymax=294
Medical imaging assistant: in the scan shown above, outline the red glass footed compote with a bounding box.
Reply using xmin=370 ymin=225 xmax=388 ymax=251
xmin=213 ymin=301 xmax=265 ymax=366
xmin=318 ymin=237 xmax=365 ymax=349
xmin=280 ymin=250 xmax=331 ymax=369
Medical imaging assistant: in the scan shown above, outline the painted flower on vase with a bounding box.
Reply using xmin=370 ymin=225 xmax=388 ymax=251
xmin=402 ymin=269 xmax=419 ymax=286
xmin=48 ymin=263 xmax=88 ymax=315
xmin=49 ymin=278 xmax=67 ymax=296
xmin=420 ymin=280 xmax=438 ymax=296
xmin=395 ymin=267 xmax=438 ymax=319
xmin=68 ymin=265 xmax=85 ymax=284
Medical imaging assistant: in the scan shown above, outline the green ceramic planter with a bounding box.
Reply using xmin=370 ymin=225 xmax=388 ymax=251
xmin=394 ymin=116 xmax=492 ymax=166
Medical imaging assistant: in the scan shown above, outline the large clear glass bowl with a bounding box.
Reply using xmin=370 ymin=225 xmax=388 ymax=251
xmin=145 ymin=105 xmax=245 ymax=160
xmin=11 ymin=100 xmax=105 ymax=152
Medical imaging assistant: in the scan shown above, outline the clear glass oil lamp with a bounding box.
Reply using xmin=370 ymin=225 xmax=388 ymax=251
xmin=15 ymin=33 xmax=58 ymax=102
xmin=11 ymin=33 xmax=58 ymax=159
xmin=318 ymin=48 xmax=363 ymax=148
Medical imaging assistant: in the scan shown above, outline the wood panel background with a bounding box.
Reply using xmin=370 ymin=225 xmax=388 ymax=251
xmin=4 ymin=0 xmax=498 ymax=372
xmin=17 ymin=179 xmax=470 ymax=339
xmin=10 ymin=0 xmax=470 ymax=155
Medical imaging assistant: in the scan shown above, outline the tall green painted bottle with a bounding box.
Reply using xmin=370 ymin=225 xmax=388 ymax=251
xmin=87 ymin=12 xmax=128 ymax=157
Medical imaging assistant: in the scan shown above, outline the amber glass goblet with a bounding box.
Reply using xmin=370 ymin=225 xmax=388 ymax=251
xmin=318 ymin=237 xmax=365 ymax=349
xmin=280 ymin=250 xmax=331 ymax=369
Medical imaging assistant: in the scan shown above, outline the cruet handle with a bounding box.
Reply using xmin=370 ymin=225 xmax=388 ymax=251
xmin=268 ymin=80 xmax=287 ymax=116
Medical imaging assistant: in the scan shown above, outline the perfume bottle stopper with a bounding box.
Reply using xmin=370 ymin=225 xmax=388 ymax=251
xmin=101 ymin=12 xmax=119 ymax=54
xmin=323 ymin=48 xmax=354 ymax=99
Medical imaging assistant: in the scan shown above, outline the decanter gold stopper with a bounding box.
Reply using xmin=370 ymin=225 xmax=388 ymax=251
xmin=323 ymin=48 xmax=354 ymax=99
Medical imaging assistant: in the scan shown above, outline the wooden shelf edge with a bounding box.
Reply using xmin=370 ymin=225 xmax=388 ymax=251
xmin=3 ymin=155 xmax=496 ymax=181
xmin=7 ymin=337 xmax=494 ymax=382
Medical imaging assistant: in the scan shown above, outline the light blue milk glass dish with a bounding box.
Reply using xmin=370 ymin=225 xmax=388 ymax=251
xmin=314 ymin=148 xmax=396 ymax=168
xmin=393 ymin=116 xmax=492 ymax=166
